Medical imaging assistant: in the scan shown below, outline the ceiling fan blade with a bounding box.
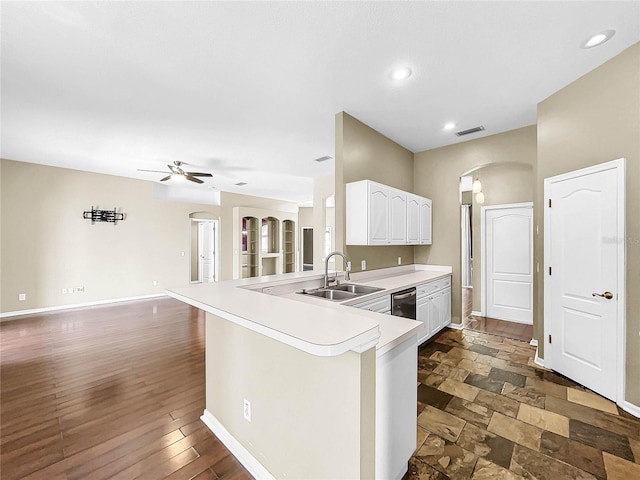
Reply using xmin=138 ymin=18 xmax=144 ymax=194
xmin=185 ymin=175 xmax=204 ymax=184
xmin=168 ymin=164 xmax=180 ymax=174
xmin=186 ymin=172 xmax=213 ymax=177
xmin=160 ymin=175 xmax=172 ymax=182
xmin=138 ymin=169 xmax=170 ymax=174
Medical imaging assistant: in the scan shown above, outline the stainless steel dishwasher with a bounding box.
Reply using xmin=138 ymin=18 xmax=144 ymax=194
xmin=391 ymin=287 xmax=417 ymax=319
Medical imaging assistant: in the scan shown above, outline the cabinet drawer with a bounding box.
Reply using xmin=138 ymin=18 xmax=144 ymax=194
xmin=417 ymin=276 xmax=451 ymax=297
xmin=352 ymin=295 xmax=391 ymax=314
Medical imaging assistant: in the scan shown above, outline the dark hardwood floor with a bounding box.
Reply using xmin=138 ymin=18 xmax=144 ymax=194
xmin=0 ymin=297 xmax=252 ymax=480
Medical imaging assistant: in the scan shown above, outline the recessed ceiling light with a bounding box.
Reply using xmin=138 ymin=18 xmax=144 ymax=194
xmin=391 ymin=66 xmax=412 ymax=80
xmin=443 ymin=122 xmax=456 ymax=131
xmin=581 ymin=29 xmax=615 ymax=49
xmin=235 ymin=182 xmax=247 ymax=186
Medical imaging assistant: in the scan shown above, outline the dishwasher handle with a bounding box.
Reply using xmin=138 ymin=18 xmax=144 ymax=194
xmin=393 ymin=290 xmax=416 ymax=300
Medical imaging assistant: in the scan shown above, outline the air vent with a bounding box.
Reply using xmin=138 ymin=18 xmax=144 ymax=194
xmin=455 ymin=126 xmax=485 ymax=137
xmin=314 ymin=155 xmax=333 ymax=162
xmin=235 ymin=182 xmax=247 ymax=186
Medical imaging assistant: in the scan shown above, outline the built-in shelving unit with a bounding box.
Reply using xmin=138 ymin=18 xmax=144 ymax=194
xmin=283 ymin=220 xmax=295 ymax=273
xmin=241 ymin=216 xmax=259 ymax=278
xmin=233 ymin=207 xmax=298 ymax=279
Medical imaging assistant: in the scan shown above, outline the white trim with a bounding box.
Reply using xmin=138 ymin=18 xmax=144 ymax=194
xmin=543 ymin=158 xmax=626 ymax=406
xmin=448 ymin=322 xmax=464 ymax=330
xmin=0 ymin=293 xmax=166 ymax=320
xmin=534 ymin=349 xmax=545 ymax=368
xmin=470 ymin=310 xmax=482 ymax=317
xmin=529 ymin=338 xmax=538 ymax=347
xmin=480 ymin=202 xmax=534 ymax=320
xmin=201 ymin=409 xmax=275 ymax=480
xmin=622 ymin=401 xmax=640 ymax=419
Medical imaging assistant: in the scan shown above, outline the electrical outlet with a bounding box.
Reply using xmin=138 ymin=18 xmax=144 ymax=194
xmin=180 ymin=251 xmax=185 ymax=257
xmin=62 ymin=288 xmax=68 ymax=294
xmin=243 ymin=399 xmax=251 ymax=422
xmin=68 ymin=287 xmax=74 ymax=294
xmin=18 ymin=293 xmax=26 ymax=301
xmin=398 ymin=256 xmax=402 ymax=265
xmin=152 ymin=280 xmax=158 ymax=286
xmin=76 ymin=286 xmax=84 ymax=293
xmin=361 ymin=260 xmax=366 ymax=270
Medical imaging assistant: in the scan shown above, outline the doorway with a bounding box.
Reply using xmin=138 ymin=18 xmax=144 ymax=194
xmin=190 ymin=219 xmax=219 ymax=283
xmin=301 ymin=227 xmax=313 ymax=271
xmin=543 ymin=158 xmax=625 ymax=402
xmin=481 ymin=203 xmax=533 ymax=324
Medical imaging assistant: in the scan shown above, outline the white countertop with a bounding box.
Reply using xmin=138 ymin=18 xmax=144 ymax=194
xmin=166 ymin=264 xmax=452 ymax=358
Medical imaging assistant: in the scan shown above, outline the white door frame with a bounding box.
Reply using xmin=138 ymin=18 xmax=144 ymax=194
xmin=543 ymin=158 xmax=626 ymax=405
xmin=480 ymin=202 xmax=533 ymax=319
xmin=194 ymin=219 xmax=220 ymax=283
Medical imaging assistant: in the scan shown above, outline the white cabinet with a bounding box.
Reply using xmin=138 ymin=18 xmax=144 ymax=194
xmin=406 ymin=195 xmax=421 ymax=244
xmin=420 ymin=198 xmax=432 ymax=245
xmin=389 ymin=189 xmax=407 ymax=244
xmin=346 ymin=180 xmax=432 ymax=246
xmin=416 ymin=276 xmax=451 ymax=344
xmin=369 ymin=183 xmax=390 ymax=244
xmin=352 ymin=295 xmax=391 ymax=314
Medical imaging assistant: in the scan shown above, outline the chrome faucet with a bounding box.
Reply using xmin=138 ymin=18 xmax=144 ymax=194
xmin=324 ymin=251 xmax=351 ymax=288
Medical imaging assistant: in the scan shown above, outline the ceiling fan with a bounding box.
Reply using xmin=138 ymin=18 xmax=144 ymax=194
xmin=138 ymin=161 xmax=213 ymax=184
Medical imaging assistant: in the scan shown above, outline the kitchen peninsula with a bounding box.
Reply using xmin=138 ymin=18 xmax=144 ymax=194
xmin=167 ymin=264 xmax=452 ymax=479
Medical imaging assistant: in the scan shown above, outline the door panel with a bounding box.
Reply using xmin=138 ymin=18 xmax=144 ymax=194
xmin=389 ymin=190 xmax=407 ymax=243
xmin=369 ymin=186 xmax=389 ymax=244
xmin=485 ymin=205 xmax=533 ymax=323
xmin=548 ymin=166 xmax=619 ymax=400
xmin=198 ymin=221 xmax=216 ymax=283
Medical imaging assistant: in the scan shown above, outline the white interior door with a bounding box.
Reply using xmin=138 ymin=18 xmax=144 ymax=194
xmin=484 ymin=204 xmax=533 ymax=324
xmin=198 ymin=221 xmax=216 ymax=283
xmin=545 ymin=159 xmax=624 ymax=401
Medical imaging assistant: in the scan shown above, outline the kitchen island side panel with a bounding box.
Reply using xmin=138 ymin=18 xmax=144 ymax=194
xmin=205 ymin=312 xmax=376 ymax=479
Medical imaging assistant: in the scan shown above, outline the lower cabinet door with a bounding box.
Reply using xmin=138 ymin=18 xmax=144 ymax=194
xmin=416 ymin=298 xmax=430 ymax=343
xmin=438 ymin=288 xmax=452 ymax=328
xmin=427 ymin=296 xmax=441 ymax=337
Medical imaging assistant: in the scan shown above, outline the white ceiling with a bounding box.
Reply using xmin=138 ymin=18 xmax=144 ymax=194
xmin=2 ymin=2 xmax=638 ymax=205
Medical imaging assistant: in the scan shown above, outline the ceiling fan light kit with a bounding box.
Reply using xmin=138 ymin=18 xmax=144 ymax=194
xmin=138 ymin=161 xmax=213 ymax=184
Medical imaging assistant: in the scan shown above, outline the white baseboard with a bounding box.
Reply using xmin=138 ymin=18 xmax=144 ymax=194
xmin=448 ymin=322 xmax=464 ymax=330
xmin=201 ymin=409 xmax=274 ymax=480
xmin=0 ymin=293 xmax=167 ymax=320
xmin=533 ymin=348 xmax=545 ymax=368
xmin=471 ymin=310 xmax=483 ymax=317
xmin=622 ymin=401 xmax=640 ymax=419
xmin=530 ymin=339 xmax=538 ymax=347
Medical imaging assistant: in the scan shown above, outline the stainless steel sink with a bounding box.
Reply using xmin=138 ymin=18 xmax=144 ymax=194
xmin=328 ymin=284 xmax=385 ymax=295
xmin=302 ymin=289 xmax=357 ymax=301
xmin=296 ymin=283 xmax=384 ymax=301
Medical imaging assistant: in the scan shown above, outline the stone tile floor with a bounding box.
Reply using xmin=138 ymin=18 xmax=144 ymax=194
xmin=404 ymin=328 xmax=640 ymax=480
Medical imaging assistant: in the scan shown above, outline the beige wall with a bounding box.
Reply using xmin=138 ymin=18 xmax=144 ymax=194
xmin=298 ymin=206 xmax=313 ymax=227
xmin=206 ymin=312 xmax=375 ymax=478
xmin=313 ymin=174 xmax=334 ymax=269
xmin=470 ymin=163 xmax=534 ymax=311
xmin=0 ymin=159 xmax=221 ymax=313
xmin=0 ymin=160 xmax=300 ymax=313
xmin=413 ymin=127 xmax=537 ymax=324
xmin=536 ymin=42 xmax=640 ymax=405
xmin=336 ymin=112 xmax=415 ymax=271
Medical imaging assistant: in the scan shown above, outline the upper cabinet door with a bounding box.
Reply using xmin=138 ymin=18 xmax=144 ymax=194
xmin=368 ymin=183 xmax=390 ymax=244
xmin=389 ymin=189 xmax=407 ymax=244
xmin=406 ymin=195 xmax=421 ymax=244
xmin=420 ymin=198 xmax=432 ymax=245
